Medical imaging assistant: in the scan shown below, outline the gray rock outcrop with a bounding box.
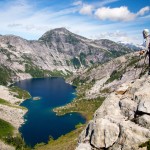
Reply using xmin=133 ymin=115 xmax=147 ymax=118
xmin=76 ymin=76 xmax=150 ymax=150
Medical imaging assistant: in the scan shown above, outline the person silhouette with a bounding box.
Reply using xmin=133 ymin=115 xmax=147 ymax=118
xmin=142 ymin=29 xmax=150 ymax=75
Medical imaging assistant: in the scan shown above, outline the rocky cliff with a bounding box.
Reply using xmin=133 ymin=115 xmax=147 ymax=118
xmin=75 ymin=53 xmax=150 ymax=150
xmin=0 ymin=28 xmax=133 ymax=85
xmin=76 ymin=76 xmax=150 ymax=150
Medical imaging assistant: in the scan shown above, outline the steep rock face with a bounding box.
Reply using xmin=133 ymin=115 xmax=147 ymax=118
xmin=69 ymin=51 xmax=149 ymax=100
xmin=76 ymin=76 xmax=150 ymax=150
xmin=39 ymin=28 xmax=103 ymax=56
xmin=39 ymin=28 xmax=133 ymax=64
xmin=0 ymin=34 xmax=74 ymax=82
xmin=39 ymin=28 xmax=91 ymax=55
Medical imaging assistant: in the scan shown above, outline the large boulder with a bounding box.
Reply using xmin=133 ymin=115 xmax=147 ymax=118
xmin=90 ymin=118 xmax=119 ymax=149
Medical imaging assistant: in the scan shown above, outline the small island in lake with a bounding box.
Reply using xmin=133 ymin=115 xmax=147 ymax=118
xmin=32 ymin=97 xmax=41 ymax=100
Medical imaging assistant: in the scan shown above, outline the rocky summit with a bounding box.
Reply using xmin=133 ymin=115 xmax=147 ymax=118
xmin=0 ymin=28 xmax=133 ymax=85
xmin=76 ymin=75 xmax=150 ymax=150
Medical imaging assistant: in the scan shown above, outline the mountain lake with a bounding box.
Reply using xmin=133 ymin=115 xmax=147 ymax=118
xmin=14 ymin=77 xmax=85 ymax=147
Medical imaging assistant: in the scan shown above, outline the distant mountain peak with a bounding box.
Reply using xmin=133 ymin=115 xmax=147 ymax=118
xmin=39 ymin=27 xmax=72 ymax=42
xmin=52 ymin=27 xmax=69 ymax=32
xmin=47 ymin=27 xmax=71 ymax=34
xmin=118 ymin=41 xmax=143 ymax=51
xmin=38 ymin=27 xmax=90 ymax=43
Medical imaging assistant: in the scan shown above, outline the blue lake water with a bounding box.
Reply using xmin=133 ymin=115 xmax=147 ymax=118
xmin=14 ymin=77 xmax=85 ymax=147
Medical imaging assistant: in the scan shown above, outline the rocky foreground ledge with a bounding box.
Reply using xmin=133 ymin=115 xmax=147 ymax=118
xmin=76 ymin=76 xmax=150 ymax=150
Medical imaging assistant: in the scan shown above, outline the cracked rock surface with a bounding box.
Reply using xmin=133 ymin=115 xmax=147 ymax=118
xmin=76 ymin=76 xmax=150 ymax=150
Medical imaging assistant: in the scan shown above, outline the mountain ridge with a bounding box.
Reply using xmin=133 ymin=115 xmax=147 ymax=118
xmin=0 ymin=27 xmax=134 ymax=85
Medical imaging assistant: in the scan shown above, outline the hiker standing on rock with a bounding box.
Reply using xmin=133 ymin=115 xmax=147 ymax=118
xmin=142 ymin=29 xmax=150 ymax=75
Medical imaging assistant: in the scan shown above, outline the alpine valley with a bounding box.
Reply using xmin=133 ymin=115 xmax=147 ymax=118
xmin=0 ymin=28 xmax=150 ymax=150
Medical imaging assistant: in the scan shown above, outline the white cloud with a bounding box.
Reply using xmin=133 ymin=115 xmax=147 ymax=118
xmin=77 ymin=0 xmax=120 ymax=16
xmin=95 ymin=6 xmax=150 ymax=22
xmin=73 ymin=1 xmax=82 ymax=6
xmin=79 ymin=4 xmax=94 ymax=15
xmin=96 ymin=30 xmax=141 ymax=44
xmin=95 ymin=6 xmax=136 ymax=21
xmin=137 ymin=6 xmax=150 ymax=16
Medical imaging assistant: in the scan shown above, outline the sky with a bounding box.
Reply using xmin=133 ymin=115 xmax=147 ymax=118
xmin=0 ymin=0 xmax=150 ymax=44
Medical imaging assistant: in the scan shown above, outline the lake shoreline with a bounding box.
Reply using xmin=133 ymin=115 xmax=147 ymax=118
xmin=0 ymin=85 xmax=30 ymax=130
xmin=53 ymin=99 xmax=88 ymax=122
xmin=0 ymin=85 xmax=31 ymax=150
xmin=15 ymin=77 xmax=85 ymax=147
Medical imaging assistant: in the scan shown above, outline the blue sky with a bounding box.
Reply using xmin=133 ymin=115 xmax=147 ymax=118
xmin=0 ymin=0 xmax=149 ymax=44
